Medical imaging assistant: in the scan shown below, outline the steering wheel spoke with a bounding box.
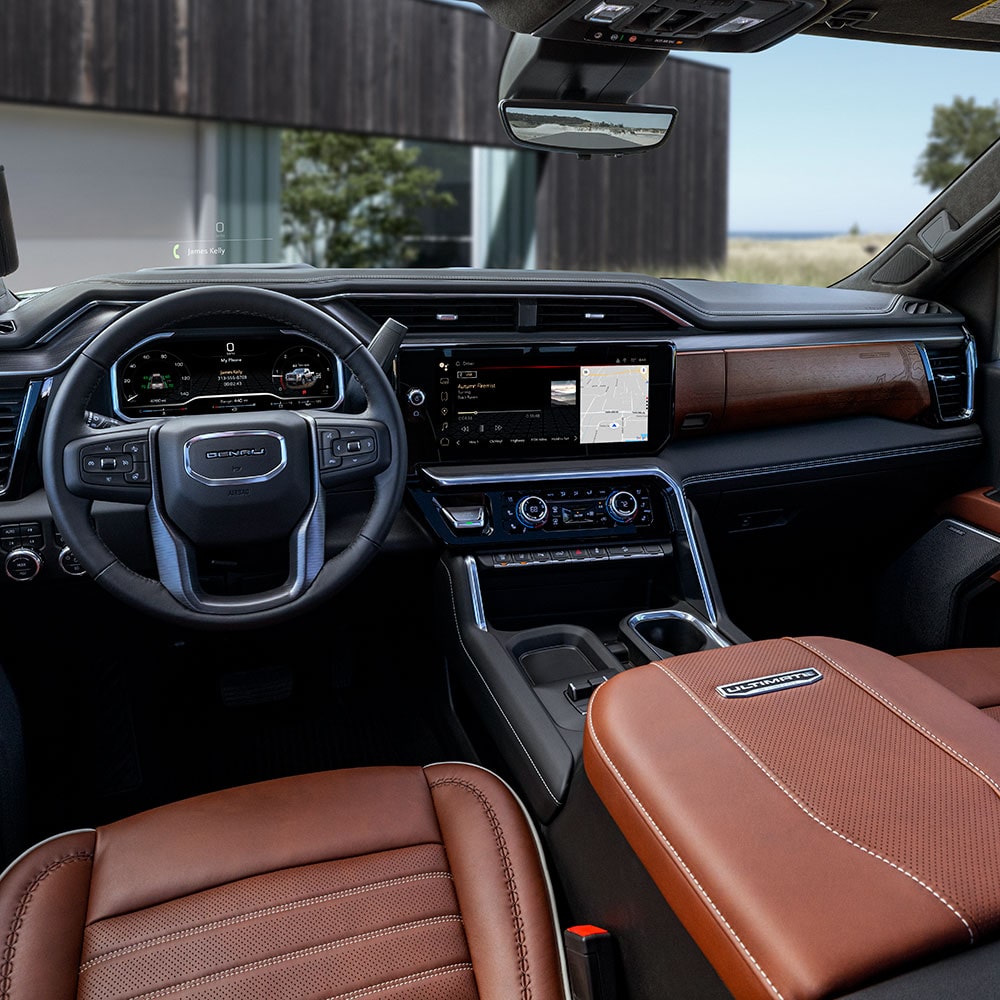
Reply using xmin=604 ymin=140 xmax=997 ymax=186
xmin=64 ymin=425 xmax=157 ymax=504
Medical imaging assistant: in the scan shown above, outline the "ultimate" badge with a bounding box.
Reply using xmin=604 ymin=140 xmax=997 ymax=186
xmin=716 ymin=667 xmax=823 ymax=699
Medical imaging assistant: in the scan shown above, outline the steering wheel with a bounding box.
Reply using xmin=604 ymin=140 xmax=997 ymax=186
xmin=41 ymin=285 xmax=406 ymax=628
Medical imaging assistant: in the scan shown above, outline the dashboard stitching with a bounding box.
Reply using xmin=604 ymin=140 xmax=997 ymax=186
xmin=681 ymin=439 xmax=981 ymax=484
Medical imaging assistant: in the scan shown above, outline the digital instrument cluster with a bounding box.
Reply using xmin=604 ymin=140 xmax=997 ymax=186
xmin=112 ymin=328 xmax=343 ymax=419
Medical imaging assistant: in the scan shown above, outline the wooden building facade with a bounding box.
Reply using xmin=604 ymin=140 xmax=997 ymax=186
xmin=0 ymin=0 xmax=728 ymax=273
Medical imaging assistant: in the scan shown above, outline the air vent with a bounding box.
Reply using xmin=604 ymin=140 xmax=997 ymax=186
xmin=0 ymin=319 xmax=14 ymax=334
xmin=535 ymin=298 xmax=677 ymax=332
xmin=0 ymin=392 xmax=24 ymax=492
xmin=348 ymin=297 xmax=519 ymax=334
xmin=903 ymin=299 xmax=947 ymax=316
xmin=924 ymin=343 xmax=971 ymax=421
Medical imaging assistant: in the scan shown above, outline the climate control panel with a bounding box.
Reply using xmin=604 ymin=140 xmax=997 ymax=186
xmin=502 ymin=484 xmax=654 ymax=534
xmin=412 ymin=476 xmax=667 ymax=547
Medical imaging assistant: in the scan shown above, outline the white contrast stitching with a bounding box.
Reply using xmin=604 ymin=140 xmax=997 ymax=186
xmin=98 ymin=915 xmax=464 ymax=1000
xmin=793 ymin=638 xmax=1000 ymax=803
xmin=681 ymin=440 xmax=979 ymax=486
xmin=650 ymin=659 xmax=975 ymax=945
xmin=320 ymin=962 xmax=475 ymax=1000
xmin=586 ymin=696 xmax=786 ymax=1000
xmin=80 ymin=871 xmax=455 ymax=970
xmin=444 ymin=563 xmax=560 ymax=803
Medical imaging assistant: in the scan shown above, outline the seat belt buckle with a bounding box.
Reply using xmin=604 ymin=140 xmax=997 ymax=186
xmin=564 ymin=925 xmax=618 ymax=1000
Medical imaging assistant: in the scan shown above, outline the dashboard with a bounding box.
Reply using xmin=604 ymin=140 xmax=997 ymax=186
xmin=0 ymin=268 xmax=983 ymax=588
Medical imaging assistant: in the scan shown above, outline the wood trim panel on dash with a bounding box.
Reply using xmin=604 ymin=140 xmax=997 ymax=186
xmin=673 ymin=342 xmax=931 ymax=434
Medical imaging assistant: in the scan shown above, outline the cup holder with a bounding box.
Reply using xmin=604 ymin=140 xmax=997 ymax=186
xmin=621 ymin=609 xmax=729 ymax=663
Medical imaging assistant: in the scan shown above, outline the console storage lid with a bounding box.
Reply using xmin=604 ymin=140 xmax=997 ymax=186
xmin=584 ymin=637 xmax=1000 ymax=1000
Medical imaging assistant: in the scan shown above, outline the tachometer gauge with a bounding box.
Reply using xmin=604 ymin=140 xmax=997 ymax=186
xmin=119 ymin=351 xmax=192 ymax=407
xmin=271 ymin=345 xmax=334 ymax=398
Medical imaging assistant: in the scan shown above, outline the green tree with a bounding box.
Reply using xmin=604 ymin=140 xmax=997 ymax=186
xmin=915 ymin=96 xmax=1000 ymax=191
xmin=281 ymin=130 xmax=454 ymax=268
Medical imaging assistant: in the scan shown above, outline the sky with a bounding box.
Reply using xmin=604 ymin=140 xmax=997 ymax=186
xmin=679 ymin=36 xmax=1000 ymax=234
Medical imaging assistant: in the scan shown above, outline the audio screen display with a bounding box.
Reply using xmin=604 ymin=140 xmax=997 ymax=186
xmin=397 ymin=343 xmax=672 ymax=461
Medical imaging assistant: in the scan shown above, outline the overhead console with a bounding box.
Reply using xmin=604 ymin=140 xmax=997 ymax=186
xmin=478 ymin=0 xmax=826 ymax=52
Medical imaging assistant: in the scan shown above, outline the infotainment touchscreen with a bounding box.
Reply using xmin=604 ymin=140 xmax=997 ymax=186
xmin=396 ymin=342 xmax=672 ymax=461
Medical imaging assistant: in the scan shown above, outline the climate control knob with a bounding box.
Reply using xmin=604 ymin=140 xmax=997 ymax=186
xmin=516 ymin=495 xmax=549 ymax=528
xmin=607 ymin=490 xmax=639 ymax=523
xmin=5 ymin=548 xmax=42 ymax=582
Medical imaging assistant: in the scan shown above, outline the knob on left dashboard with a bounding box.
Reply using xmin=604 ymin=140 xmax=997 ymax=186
xmin=407 ymin=388 xmax=426 ymax=407
xmin=5 ymin=548 xmax=41 ymax=582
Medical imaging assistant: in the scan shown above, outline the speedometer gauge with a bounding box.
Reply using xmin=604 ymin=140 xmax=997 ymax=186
xmin=119 ymin=351 xmax=192 ymax=408
xmin=272 ymin=346 xmax=334 ymax=399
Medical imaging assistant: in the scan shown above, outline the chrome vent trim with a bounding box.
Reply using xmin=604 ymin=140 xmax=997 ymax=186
xmin=342 ymin=293 xmax=687 ymax=334
xmin=0 ymin=384 xmax=35 ymax=496
xmin=919 ymin=336 xmax=976 ymax=423
xmin=534 ymin=297 xmax=679 ymax=331
xmin=348 ymin=296 xmax=519 ymax=333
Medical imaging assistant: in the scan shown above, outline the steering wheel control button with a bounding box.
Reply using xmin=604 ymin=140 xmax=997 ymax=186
xmin=318 ymin=423 xmax=383 ymax=480
xmin=184 ymin=430 xmax=288 ymax=486
xmin=122 ymin=440 xmax=149 ymax=460
xmin=125 ymin=466 xmax=150 ymax=484
xmin=5 ymin=548 xmax=42 ymax=582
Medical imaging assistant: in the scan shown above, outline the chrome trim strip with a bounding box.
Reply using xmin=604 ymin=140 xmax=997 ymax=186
xmin=916 ymin=331 xmax=978 ymax=423
xmin=183 ymin=430 xmax=287 ymax=486
xmin=943 ymin=517 xmax=1000 ymax=546
xmin=425 ymin=465 xmax=718 ymax=626
xmin=0 ymin=379 xmax=43 ymax=496
xmin=626 ymin=608 xmax=730 ymax=650
xmin=110 ymin=329 xmax=345 ymax=422
xmin=465 ymin=555 xmax=488 ymax=631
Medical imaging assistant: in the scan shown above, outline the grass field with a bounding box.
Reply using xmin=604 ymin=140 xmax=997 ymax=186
xmin=672 ymin=233 xmax=894 ymax=287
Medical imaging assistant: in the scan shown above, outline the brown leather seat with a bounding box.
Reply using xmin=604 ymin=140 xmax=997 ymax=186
xmin=899 ymin=647 xmax=1000 ymax=722
xmin=0 ymin=763 xmax=568 ymax=1000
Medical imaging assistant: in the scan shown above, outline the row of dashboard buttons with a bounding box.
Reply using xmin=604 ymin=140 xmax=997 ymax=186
xmin=80 ymin=439 xmax=150 ymax=486
xmin=0 ymin=522 xmax=43 ymax=552
xmin=488 ymin=543 xmax=665 ymax=568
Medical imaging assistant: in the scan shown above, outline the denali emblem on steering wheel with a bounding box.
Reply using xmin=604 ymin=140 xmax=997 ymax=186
xmin=184 ymin=430 xmax=287 ymax=486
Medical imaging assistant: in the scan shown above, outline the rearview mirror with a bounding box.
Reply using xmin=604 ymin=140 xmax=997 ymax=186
xmin=499 ymin=99 xmax=677 ymax=155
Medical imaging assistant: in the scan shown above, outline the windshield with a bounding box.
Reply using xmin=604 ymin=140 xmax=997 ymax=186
xmin=2 ymin=4 xmax=999 ymax=292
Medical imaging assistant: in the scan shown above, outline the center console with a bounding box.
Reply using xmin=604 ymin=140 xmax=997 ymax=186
xmin=423 ymin=458 xmax=741 ymax=820
xmin=393 ymin=335 xmax=742 ymax=820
